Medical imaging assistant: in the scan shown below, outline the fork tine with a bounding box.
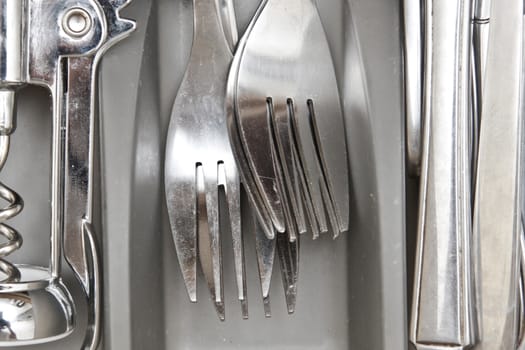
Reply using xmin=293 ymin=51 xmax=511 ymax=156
xmin=289 ymin=99 xmax=325 ymax=239
xmin=255 ymin=218 xmax=275 ymax=318
xmin=291 ymin=101 xmax=328 ymax=234
xmin=307 ymin=100 xmax=344 ymax=238
xmin=268 ymin=98 xmax=307 ymax=236
xmin=291 ymin=130 xmax=321 ymax=239
xmin=219 ymin=161 xmax=248 ymax=319
xmin=307 ymin=98 xmax=350 ymax=236
xmin=226 ymin=56 xmax=278 ymax=240
xmin=292 ymin=153 xmax=307 ymax=235
xmin=274 ymin=162 xmax=301 ymax=310
xmin=165 ymin=157 xmax=197 ymax=302
xmin=234 ymin=94 xmax=287 ymax=234
xmin=291 ymin=100 xmax=348 ymax=238
xmin=269 ymin=127 xmax=300 ymax=242
xmin=276 ymin=230 xmax=299 ymax=314
xmin=197 ymin=163 xmax=224 ymax=321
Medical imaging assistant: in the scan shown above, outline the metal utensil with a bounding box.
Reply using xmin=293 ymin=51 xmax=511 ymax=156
xmin=164 ymin=0 xmax=247 ymax=320
xmin=255 ymin=217 xmax=275 ymax=317
xmin=519 ymin=215 xmax=525 ymax=348
xmin=409 ymin=0 xmax=478 ymax=348
xmin=276 ymin=230 xmax=299 ymax=314
xmin=403 ymin=0 xmax=423 ymax=176
xmin=519 ymin=6 xmax=525 ymax=346
xmin=226 ymin=0 xmax=350 ymax=241
xmin=0 ymin=0 xmax=134 ymax=348
xmin=472 ymin=0 xmax=490 ymax=103
xmin=470 ymin=0 xmax=490 ymax=177
xmin=472 ymin=0 xmax=523 ymax=347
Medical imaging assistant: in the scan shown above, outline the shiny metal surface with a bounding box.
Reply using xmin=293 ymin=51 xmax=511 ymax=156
xmin=58 ymin=0 xmax=135 ymax=295
xmin=59 ymin=2 xmax=134 ymax=347
xmin=217 ymin=0 xmax=238 ymax=53
xmin=470 ymin=0 xmax=490 ymax=176
xmin=227 ymin=0 xmax=350 ymax=240
xmin=0 ymin=0 xmax=24 ymax=86
xmin=62 ymin=8 xmax=93 ymax=38
xmin=518 ymin=215 xmax=525 ymax=350
xmin=164 ymin=0 xmax=247 ymax=320
xmin=6 ymin=0 xmax=406 ymax=350
xmin=0 ymin=136 xmax=23 ymax=283
xmin=108 ymin=0 xmax=406 ymax=347
xmin=0 ymin=0 xmax=134 ymax=347
xmin=0 ymin=0 xmax=25 ymax=284
xmin=0 ymin=266 xmax=74 ymax=346
xmin=254 ymin=219 xmax=275 ymax=318
xmin=403 ymin=0 xmax=422 ymax=176
xmin=410 ymin=0 xmax=477 ymax=348
xmin=472 ymin=0 xmax=490 ymax=101
xmin=472 ymin=0 xmax=523 ymax=347
xmin=276 ymin=232 xmax=299 ymax=314
xmin=520 ymin=12 xmax=525 ymax=347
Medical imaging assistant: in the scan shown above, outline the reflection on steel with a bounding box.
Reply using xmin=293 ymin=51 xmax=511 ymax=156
xmin=472 ymin=0 xmax=523 ymax=347
xmin=0 ymin=0 xmax=134 ymax=348
xmin=403 ymin=0 xmax=423 ymax=176
xmin=226 ymin=0 xmax=350 ymax=241
xmin=164 ymin=0 xmax=248 ymax=320
xmin=410 ymin=0 xmax=477 ymax=348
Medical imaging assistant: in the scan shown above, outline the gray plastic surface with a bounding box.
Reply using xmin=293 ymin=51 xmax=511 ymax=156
xmin=11 ymin=0 xmax=406 ymax=349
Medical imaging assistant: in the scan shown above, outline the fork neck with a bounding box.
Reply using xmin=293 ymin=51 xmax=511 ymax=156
xmin=192 ymin=0 xmax=236 ymax=50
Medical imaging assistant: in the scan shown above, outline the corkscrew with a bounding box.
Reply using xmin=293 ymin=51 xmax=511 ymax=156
xmin=0 ymin=0 xmax=134 ymax=348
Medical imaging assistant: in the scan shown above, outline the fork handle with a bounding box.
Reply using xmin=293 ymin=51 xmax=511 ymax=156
xmin=410 ymin=0 xmax=477 ymax=348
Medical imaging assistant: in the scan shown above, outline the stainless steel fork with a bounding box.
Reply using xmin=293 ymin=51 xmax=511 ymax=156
xmin=226 ymin=0 xmax=350 ymax=241
xmin=164 ymin=0 xmax=246 ymax=320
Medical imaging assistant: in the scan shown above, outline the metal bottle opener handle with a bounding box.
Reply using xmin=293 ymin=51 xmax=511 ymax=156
xmin=0 ymin=0 xmax=134 ymax=348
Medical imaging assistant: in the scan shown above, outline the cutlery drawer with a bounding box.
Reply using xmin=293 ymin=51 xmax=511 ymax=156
xmin=15 ymin=0 xmax=406 ymax=349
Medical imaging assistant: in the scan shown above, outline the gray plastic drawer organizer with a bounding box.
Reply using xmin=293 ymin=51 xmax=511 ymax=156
xmin=2 ymin=0 xmax=407 ymax=349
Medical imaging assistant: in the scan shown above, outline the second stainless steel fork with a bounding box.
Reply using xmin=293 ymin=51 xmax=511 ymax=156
xmin=164 ymin=0 xmax=247 ymax=321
